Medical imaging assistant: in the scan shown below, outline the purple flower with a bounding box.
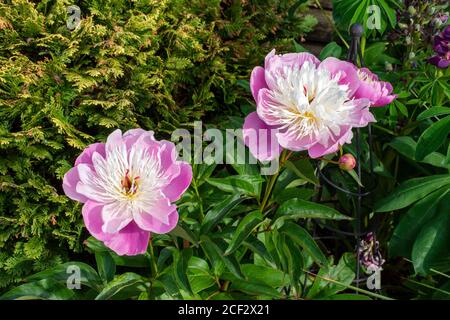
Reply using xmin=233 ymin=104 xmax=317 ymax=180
xmin=63 ymin=129 xmax=192 ymax=256
xmin=428 ymin=25 xmax=450 ymax=69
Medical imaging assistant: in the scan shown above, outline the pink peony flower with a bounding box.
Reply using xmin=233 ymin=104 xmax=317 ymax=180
xmin=243 ymin=49 xmax=375 ymax=160
xmin=353 ymin=68 xmax=397 ymax=107
xmin=63 ymin=129 xmax=192 ymax=256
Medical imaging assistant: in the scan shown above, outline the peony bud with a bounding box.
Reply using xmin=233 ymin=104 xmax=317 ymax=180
xmin=408 ymin=6 xmax=416 ymax=15
xmin=339 ymin=154 xmax=356 ymax=171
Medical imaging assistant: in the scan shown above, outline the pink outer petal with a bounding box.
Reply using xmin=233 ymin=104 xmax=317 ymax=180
xmin=308 ymin=126 xmax=354 ymax=159
xmin=264 ymin=50 xmax=321 ymax=90
xmin=75 ymin=143 xmax=106 ymax=166
xmin=354 ymin=71 xmax=396 ymax=107
xmin=134 ymin=197 xmax=176 ymax=229
xmin=353 ymin=81 xmax=381 ymax=103
xmin=373 ymin=94 xmax=396 ymax=107
xmin=101 ymin=202 xmax=133 ymax=234
xmin=319 ymin=57 xmax=360 ymax=97
xmin=83 ymin=201 xmax=150 ymax=256
xmin=75 ymin=163 xmax=106 ymax=202
xmin=372 ymin=82 xmax=396 ymax=107
xmin=105 ymin=129 xmax=125 ymax=159
xmin=256 ymin=88 xmax=282 ymax=126
xmin=355 ymin=107 xmax=376 ymax=127
xmin=359 ymin=68 xmax=378 ymax=81
xmin=133 ymin=130 xmax=161 ymax=159
xmin=134 ymin=206 xmax=179 ymax=234
xmin=276 ymin=52 xmax=321 ymax=67
xmin=265 ymin=50 xmax=320 ymax=74
xmin=243 ymin=112 xmax=282 ymax=162
xmin=163 ymin=162 xmax=193 ymax=202
xmin=250 ymin=66 xmax=268 ymax=103
xmin=63 ymin=166 xmax=88 ymax=203
xmin=157 ymin=140 xmax=184 ymax=188
xmin=123 ymin=128 xmax=155 ymax=150
xmin=347 ymin=98 xmax=375 ymax=127
xmin=383 ymin=81 xmax=393 ymax=93
xmin=124 ymin=128 xmax=148 ymax=138
xmin=106 ymin=128 xmax=123 ymax=147
xmin=103 ymin=221 xmax=150 ymax=256
xmin=275 ymin=131 xmax=316 ymax=151
xmin=264 ymin=49 xmax=276 ymax=66
xmin=159 ymin=140 xmax=178 ymax=171
xmin=82 ymin=200 xmax=111 ymax=241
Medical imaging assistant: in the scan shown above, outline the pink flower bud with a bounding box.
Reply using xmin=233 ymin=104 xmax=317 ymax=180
xmin=339 ymin=153 xmax=356 ymax=171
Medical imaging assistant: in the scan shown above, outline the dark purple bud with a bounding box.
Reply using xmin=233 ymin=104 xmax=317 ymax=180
xmin=428 ymin=55 xmax=450 ymax=69
xmin=358 ymin=232 xmax=385 ymax=270
xmin=433 ymin=38 xmax=449 ymax=55
xmin=443 ymin=25 xmax=450 ymax=40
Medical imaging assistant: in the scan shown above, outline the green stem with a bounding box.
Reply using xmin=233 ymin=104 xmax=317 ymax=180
xmin=318 ymin=157 xmax=339 ymax=165
xmin=260 ymin=173 xmax=278 ymax=213
xmin=206 ymin=291 xmax=221 ymax=300
xmin=148 ymin=238 xmax=158 ymax=278
xmin=221 ymin=280 xmax=230 ymax=292
xmin=361 ymin=36 xmax=366 ymax=57
xmin=192 ymin=178 xmax=204 ymax=222
xmin=314 ymin=0 xmax=349 ymax=49
xmin=430 ymin=268 xmax=450 ymax=279
xmin=260 ymin=150 xmax=291 ymax=213
xmin=147 ymin=239 xmax=158 ymax=298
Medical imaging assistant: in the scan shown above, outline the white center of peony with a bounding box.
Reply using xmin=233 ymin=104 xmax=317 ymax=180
xmin=81 ymin=142 xmax=169 ymax=231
